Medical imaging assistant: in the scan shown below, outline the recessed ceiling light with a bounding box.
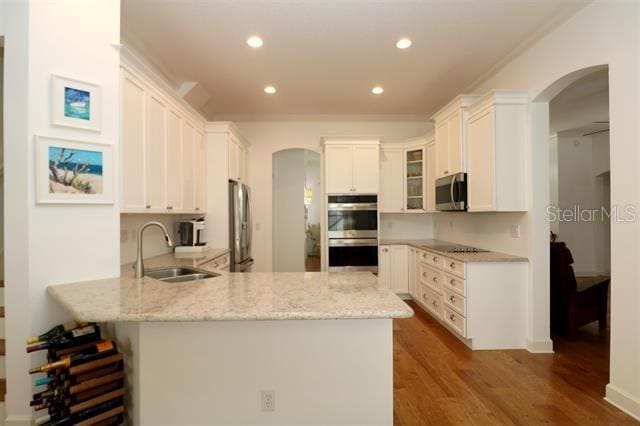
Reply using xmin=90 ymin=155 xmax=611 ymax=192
xmin=247 ymin=36 xmax=263 ymax=48
xmin=371 ymin=86 xmax=384 ymax=95
xmin=264 ymin=86 xmax=277 ymax=94
xmin=396 ymin=38 xmax=412 ymax=49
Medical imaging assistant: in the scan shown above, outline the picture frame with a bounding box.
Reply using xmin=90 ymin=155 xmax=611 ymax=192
xmin=51 ymin=75 xmax=102 ymax=132
xmin=35 ymin=135 xmax=114 ymax=204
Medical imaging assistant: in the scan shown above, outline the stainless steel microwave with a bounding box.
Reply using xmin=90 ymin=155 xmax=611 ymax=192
xmin=435 ymin=173 xmax=467 ymax=211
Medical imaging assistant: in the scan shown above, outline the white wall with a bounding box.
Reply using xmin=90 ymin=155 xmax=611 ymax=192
xmin=440 ymin=0 xmax=639 ymax=417
xmin=272 ymin=149 xmax=307 ymax=272
xmin=379 ymin=213 xmax=434 ymax=240
xmin=236 ymin=120 xmax=432 ymax=272
xmin=2 ymin=1 xmax=121 ymax=423
xmin=120 ymin=214 xmax=191 ymax=265
xmin=554 ymin=133 xmax=610 ymax=275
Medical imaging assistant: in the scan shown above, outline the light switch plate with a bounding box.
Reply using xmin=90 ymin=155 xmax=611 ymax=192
xmin=510 ymin=224 xmax=521 ymax=238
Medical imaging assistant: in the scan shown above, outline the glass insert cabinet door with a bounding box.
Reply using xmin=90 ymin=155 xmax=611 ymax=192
xmin=405 ymin=148 xmax=424 ymax=211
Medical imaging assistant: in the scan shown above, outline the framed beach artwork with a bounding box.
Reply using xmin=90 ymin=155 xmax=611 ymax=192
xmin=51 ymin=75 xmax=102 ymax=131
xmin=35 ymin=136 xmax=113 ymax=204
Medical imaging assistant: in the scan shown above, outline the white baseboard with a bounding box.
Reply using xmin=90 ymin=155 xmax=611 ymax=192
xmin=526 ymin=338 xmax=554 ymax=353
xmin=605 ymin=383 xmax=640 ymax=420
xmin=5 ymin=415 xmax=32 ymax=426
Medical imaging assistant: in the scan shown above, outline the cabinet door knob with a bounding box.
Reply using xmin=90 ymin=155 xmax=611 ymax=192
xmin=432 ymin=276 xmax=437 ymax=283
xmin=432 ymin=300 xmax=438 ymax=307
xmin=450 ymin=278 xmax=456 ymax=285
xmin=166 ymin=206 xmax=173 ymax=210
xmin=450 ymin=262 xmax=456 ymax=269
xmin=422 ymin=272 xmax=427 ymax=278
xmin=382 ymin=248 xmax=388 ymax=253
xmin=145 ymin=205 xmax=151 ymax=209
xmin=433 ymin=256 xmax=438 ymax=262
xmin=449 ymin=314 xmax=456 ymax=322
xmin=449 ymin=295 xmax=456 ymax=303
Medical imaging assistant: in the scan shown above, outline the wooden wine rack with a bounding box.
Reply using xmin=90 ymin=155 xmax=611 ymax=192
xmin=27 ymin=325 xmax=126 ymax=425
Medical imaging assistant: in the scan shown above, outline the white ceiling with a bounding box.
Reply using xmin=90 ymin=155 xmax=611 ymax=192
xmin=121 ymin=0 xmax=587 ymax=119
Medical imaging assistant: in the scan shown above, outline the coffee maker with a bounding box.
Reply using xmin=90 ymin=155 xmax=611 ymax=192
xmin=175 ymin=217 xmax=207 ymax=253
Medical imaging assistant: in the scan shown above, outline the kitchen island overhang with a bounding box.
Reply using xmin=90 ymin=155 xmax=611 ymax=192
xmin=48 ymin=271 xmax=413 ymax=425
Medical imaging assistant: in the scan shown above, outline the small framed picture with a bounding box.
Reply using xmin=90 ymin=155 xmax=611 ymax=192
xmin=35 ymin=136 xmax=113 ymax=204
xmin=51 ymin=75 xmax=102 ymax=131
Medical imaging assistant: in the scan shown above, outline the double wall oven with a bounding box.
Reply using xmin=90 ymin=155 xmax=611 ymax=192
xmin=327 ymin=195 xmax=378 ymax=272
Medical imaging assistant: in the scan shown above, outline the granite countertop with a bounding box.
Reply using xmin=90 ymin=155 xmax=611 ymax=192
xmin=49 ymin=251 xmax=413 ymax=322
xmin=380 ymin=239 xmax=528 ymax=263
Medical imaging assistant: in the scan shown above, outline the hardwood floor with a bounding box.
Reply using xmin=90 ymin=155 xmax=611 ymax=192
xmin=393 ymin=301 xmax=637 ymax=425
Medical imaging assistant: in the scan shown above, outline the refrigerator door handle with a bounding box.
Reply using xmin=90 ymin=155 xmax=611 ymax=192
xmin=246 ymin=185 xmax=253 ymax=257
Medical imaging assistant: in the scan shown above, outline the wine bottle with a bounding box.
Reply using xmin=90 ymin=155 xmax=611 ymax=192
xmin=26 ymin=325 xmax=100 ymax=353
xmin=26 ymin=321 xmax=85 ymax=345
xmin=35 ymin=376 xmax=54 ymax=387
xmin=33 ymin=399 xmax=123 ymax=426
xmin=31 ymin=380 xmax=123 ymax=412
xmin=29 ymin=341 xmax=115 ymax=374
xmin=31 ymin=370 xmax=124 ymax=406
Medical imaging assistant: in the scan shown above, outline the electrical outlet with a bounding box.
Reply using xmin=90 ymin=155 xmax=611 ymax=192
xmin=510 ymin=224 xmax=521 ymax=238
xmin=120 ymin=230 xmax=128 ymax=243
xmin=261 ymin=390 xmax=275 ymax=412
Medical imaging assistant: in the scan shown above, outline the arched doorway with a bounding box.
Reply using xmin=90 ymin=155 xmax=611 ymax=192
xmin=272 ymin=148 xmax=322 ymax=272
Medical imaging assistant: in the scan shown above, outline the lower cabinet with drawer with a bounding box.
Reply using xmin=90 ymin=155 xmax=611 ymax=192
xmin=411 ymin=249 xmax=527 ymax=350
xmin=200 ymin=251 xmax=231 ymax=272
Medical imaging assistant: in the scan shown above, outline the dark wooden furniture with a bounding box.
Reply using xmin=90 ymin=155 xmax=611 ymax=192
xmin=550 ymin=241 xmax=610 ymax=336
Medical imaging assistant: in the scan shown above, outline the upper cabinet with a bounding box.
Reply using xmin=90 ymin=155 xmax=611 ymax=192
xmin=432 ymin=95 xmax=480 ymax=179
xmin=323 ymin=139 xmax=380 ymax=194
xmin=467 ymin=91 xmax=528 ymax=212
xmin=404 ymin=142 xmax=426 ymax=212
xmin=379 ymin=136 xmax=432 ymax=213
xmin=206 ymin=122 xmax=250 ymax=184
xmin=425 ymin=136 xmax=437 ymax=212
xmin=228 ymin=134 xmax=248 ymax=183
xmin=120 ymin=67 xmax=206 ymax=214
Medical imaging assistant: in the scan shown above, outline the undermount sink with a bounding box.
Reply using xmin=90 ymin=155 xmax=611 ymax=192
xmin=145 ymin=267 xmax=219 ymax=283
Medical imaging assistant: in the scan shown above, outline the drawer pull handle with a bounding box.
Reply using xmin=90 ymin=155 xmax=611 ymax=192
xmin=450 ymin=279 xmax=456 ymax=285
xmin=166 ymin=206 xmax=173 ymax=210
xmin=449 ymin=314 xmax=456 ymax=322
xmin=432 ymin=276 xmax=437 ymax=283
xmin=432 ymin=300 xmax=438 ymax=307
xmin=433 ymin=256 xmax=438 ymax=262
xmin=449 ymin=295 xmax=456 ymax=303
xmin=450 ymin=262 xmax=456 ymax=269
xmin=423 ymin=294 xmax=428 ymax=301
xmin=382 ymin=248 xmax=388 ymax=253
xmin=422 ymin=272 xmax=427 ymax=277
xmin=146 ymin=205 xmax=151 ymax=209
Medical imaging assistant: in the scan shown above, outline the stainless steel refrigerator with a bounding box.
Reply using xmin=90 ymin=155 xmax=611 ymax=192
xmin=229 ymin=181 xmax=254 ymax=272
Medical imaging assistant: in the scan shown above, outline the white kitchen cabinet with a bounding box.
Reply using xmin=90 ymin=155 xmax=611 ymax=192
xmin=145 ymin=91 xmax=167 ymax=210
xmin=408 ymin=247 xmax=419 ymax=299
xmin=228 ymin=135 xmax=248 ymax=183
xmin=379 ymin=145 xmax=404 ymax=213
xmin=467 ymin=90 xmax=528 ymax=212
xmin=378 ymin=245 xmax=408 ymax=294
xmin=182 ymin=121 xmax=195 ymax=211
xmin=404 ymin=143 xmax=426 ymax=212
xmin=121 ymin=70 xmax=146 ymax=211
xmin=432 ymin=95 xmax=479 ymax=179
xmin=166 ymin=109 xmax=183 ymax=211
xmin=120 ymin=66 xmax=206 ymax=214
xmin=410 ymin=246 xmax=527 ymax=349
xmin=323 ymin=139 xmax=380 ymax=194
xmin=194 ymin=130 xmax=206 ymax=211
xmin=425 ymin=139 xmax=437 ymax=212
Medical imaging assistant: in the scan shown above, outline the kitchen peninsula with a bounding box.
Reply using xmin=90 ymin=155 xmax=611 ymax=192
xmin=47 ymin=250 xmax=413 ymax=425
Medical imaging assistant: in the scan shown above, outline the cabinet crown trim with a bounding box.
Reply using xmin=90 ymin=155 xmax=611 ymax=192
xmin=322 ymin=136 xmax=381 ymax=146
xmin=204 ymin=121 xmax=251 ymax=147
xmin=431 ymin=94 xmax=481 ymax=122
xmin=468 ymin=90 xmax=529 ymax=115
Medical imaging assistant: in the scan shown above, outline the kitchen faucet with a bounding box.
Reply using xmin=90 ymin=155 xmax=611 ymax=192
xmin=134 ymin=221 xmax=173 ymax=278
